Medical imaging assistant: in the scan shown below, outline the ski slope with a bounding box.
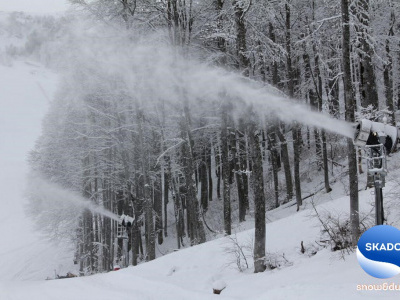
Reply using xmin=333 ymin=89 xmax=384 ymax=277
xmin=0 ymin=61 xmax=74 ymax=281
xmin=1 ymin=60 xmax=400 ymax=299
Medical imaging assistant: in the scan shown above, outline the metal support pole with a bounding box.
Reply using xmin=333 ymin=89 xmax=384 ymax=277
xmin=374 ymin=183 xmax=384 ymax=225
xmin=365 ymin=144 xmax=386 ymax=226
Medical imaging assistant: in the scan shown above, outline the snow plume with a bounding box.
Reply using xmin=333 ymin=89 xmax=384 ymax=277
xmin=55 ymin=21 xmax=356 ymax=139
xmin=26 ymin=173 xmax=120 ymax=242
xmin=27 ymin=20 xmax=356 ymax=242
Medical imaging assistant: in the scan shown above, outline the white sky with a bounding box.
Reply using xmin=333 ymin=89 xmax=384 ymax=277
xmin=0 ymin=0 xmax=70 ymax=13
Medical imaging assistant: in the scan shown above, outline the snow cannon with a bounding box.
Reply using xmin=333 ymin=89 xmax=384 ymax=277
xmin=353 ymin=119 xmax=398 ymax=154
xmin=119 ymin=214 xmax=134 ymax=228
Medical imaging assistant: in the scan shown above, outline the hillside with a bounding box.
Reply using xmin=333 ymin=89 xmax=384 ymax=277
xmin=1 ymin=61 xmax=399 ymax=297
xmin=1 ymin=7 xmax=400 ymax=300
xmin=0 ymin=61 xmax=75 ymax=281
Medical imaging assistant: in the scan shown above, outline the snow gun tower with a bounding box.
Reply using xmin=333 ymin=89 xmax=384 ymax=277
xmin=117 ymin=214 xmax=134 ymax=239
xmin=354 ymin=118 xmax=399 ymax=225
xmin=114 ymin=214 xmax=134 ymax=270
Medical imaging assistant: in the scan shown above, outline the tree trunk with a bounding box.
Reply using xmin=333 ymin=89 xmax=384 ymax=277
xmin=303 ymin=50 xmax=322 ymax=168
xmin=342 ymin=0 xmax=360 ymax=246
xmin=215 ymin=143 xmax=222 ymax=200
xmin=234 ymin=128 xmax=246 ymax=222
xmin=153 ymin=175 xmax=163 ymax=245
xmin=221 ymin=108 xmax=231 ymax=235
xmin=137 ymin=108 xmax=155 ymax=261
xmin=285 ymin=2 xmax=301 ymax=208
xmin=309 ymin=15 xmax=332 ymax=193
xmin=321 ymin=130 xmax=332 ymax=193
xmin=171 ymin=174 xmax=184 ymax=249
xmin=182 ymin=102 xmax=206 ymax=244
xmin=249 ymin=123 xmax=266 ymax=273
xmin=293 ymin=128 xmax=302 ymax=210
xmin=239 ymin=123 xmax=250 ymax=212
xmin=354 ymin=0 xmax=378 ymax=109
xmin=268 ymin=124 xmax=280 ymax=208
xmin=215 ymin=0 xmax=226 ymax=63
xmin=131 ymin=193 xmax=141 ymax=266
xmin=267 ymin=27 xmax=280 ymax=207
xmin=82 ymin=138 xmax=95 ymax=273
xmin=398 ymin=41 xmax=400 ymax=110
xmin=164 ymin=163 xmax=169 ymax=237
xmin=276 ymin=127 xmax=293 ymax=202
xmin=384 ymin=9 xmax=395 ymax=125
xmin=200 ymin=155 xmax=209 ymax=211
xmin=207 ymin=143 xmax=213 ymax=202
xmin=232 ymin=0 xmax=250 ymax=75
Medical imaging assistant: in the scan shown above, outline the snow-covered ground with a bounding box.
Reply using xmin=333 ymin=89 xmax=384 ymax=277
xmin=1 ymin=59 xmax=400 ymax=299
xmin=0 ymin=61 xmax=74 ymax=281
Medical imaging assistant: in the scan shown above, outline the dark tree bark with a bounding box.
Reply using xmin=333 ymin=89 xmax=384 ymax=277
xmin=159 ymin=102 xmax=170 ymax=239
xmin=149 ymin=130 xmax=164 ymax=245
xmin=166 ymin=0 xmax=193 ymax=46
xmin=232 ymin=0 xmax=250 ymax=75
xmin=397 ymin=40 xmax=400 ymax=110
xmin=239 ymin=119 xmax=250 ymax=212
xmin=267 ymin=23 xmax=280 ymax=208
xmin=269 ymin=22 xmax=280 ymax=88
xmin=276 ymin=127 xmax=293 ymax=202
xmin=303 ymin=50 xmax=322 ymax=168
xmin=137 ymin=108 xmax=155 ymax=261
xmin=206 ymin=139 xmax=213 ymax=202
xmin=354 ymin=0 xmax=379 ymax=109
xmin=121 ymin=0 xmax=136 ymax=29
xmin=314 ymin=66 xmax=332 ymax=193
xmin=164 ymin=162 xmax=169 ymax=237
xmin=293 ymin=127 xmax=302 ymax=210
xmin=285 ymin=1 xmax=301 ymax=208
xmin=81 ymin=137 xmax=95 ymax=274
xmin=234 ymin=128 xmax=246 ymax=222
xmin=171 ymin=173 xmax=184 ymax=249
xmin=308 ymin=8 xmax=332 ymax=193
xmin=221 ymin=107 xmax=231 ymax=235
xmin=102 ymin=179 xmax=112 ymax=270
xmin=200 ymin=153 xmax=209 ymax=211
xmin=153 ymin=176 xmax=163 ymax=245
xmin=181 ymin=102 xmax=206 ymax=245
xmin=268 ymin=124 xmax=280 ymax=208
xmin=215 ymin=0 xmax=226 ymax=64
xmin=131 ymin=189 xmax=142 ymax=266
xmin=384 ymin=9 xmax=395 ymax=125
xmin=248 ymin=121 xmax=266 ymax=273
xmin=321 ymin=130 xmax=332 ymax=193
xmin=342 ymin=0 xmax=360 ymax=246
xmin=398 ymin=41 xmax=400 ymax=111
xmin=215 ymin=143 xmax=222 ymax=200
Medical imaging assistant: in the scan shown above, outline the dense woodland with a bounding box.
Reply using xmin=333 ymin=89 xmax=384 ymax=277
xmin=3 ymin=0 xmax=400 ymax=275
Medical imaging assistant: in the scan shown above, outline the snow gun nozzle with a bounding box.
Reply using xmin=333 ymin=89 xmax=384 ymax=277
xmin=119 ymin=214 xmax=134 ymax=228
xmin=353 ymin=119 xmax=398 ymax=153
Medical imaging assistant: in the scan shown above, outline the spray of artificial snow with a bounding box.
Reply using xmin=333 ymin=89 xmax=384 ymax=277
xmin=62 ymin=28 xmax=355 ymax=139
xmin=26 ymin=24 xmax=356 ymax=231
xmin=26 ymin=174 xmax=120 ymax=224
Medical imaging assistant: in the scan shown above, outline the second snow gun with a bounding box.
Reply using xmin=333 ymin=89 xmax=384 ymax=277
xmin=119 ymin=214 xmax=134 ymax=228
xmin=353 ymin=119 xmax=398 ymax=153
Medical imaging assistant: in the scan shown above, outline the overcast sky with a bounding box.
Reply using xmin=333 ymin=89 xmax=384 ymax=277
xmin=0 ymin=0 xmax=70 ymax=13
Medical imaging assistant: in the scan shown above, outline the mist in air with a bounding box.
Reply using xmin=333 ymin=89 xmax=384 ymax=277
xmin=27 ymin=18 xmax=355 ymax=238
xmin=62 ymin=24 xmax=354 ymax=138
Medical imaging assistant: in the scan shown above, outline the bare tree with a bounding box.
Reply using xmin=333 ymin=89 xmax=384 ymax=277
xmin=341 ymin=0 xmax=360 ymax=246
xmin=248 ymin=115 xmax=266 ymax=273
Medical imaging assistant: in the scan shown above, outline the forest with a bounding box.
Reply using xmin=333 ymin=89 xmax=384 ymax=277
xmin=4 ymin=0 xmax=398 ymax=276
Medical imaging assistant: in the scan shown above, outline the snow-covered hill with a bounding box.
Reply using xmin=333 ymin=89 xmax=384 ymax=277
xmin=1 ymin=27 xmax=400 ymax=300
xmin=0 ymin=61 xmax=75 ymax=281
xmin=2 ymin=175 xmax=400 ymax=299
